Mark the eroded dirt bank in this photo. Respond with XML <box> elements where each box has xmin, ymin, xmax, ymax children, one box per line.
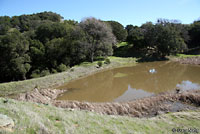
<box><xmin>174</xmin><ymin>57</ymin><xmax>200</xmax><ymax>65</ymax></box>
<box><xmin>18</xmin><ymin>88</ymin><xmax>66</xmax><ymax>104</ymax></box>
<box><xmin>18</xmin><ymin>88</ymin><xmax>200</xmax><ymax>117</ymax></box>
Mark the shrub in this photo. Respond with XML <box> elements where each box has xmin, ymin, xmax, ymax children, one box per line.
<box><xmin>51</xmin><ymin>68</ymin><xmax>57</xmax><ymax>74</ymax></box>
<box><xmin>94</xmin><ymin>56</ymin><xmax>105</xmax><ymax>61</ymax></box>
<box><xmin>104</xmin><ymin>58</ymin><xmax>111</xmax><ymax>64</ymax></box>
<box><xmin>40</xmin><ymin>69</ymin><xmax>50</xmax><ymax>77</ymax></box>
<box><xmin>70</xmin><ymin>68</ymin><xmax>74</xmax><ymax>72</ymax></box>
<box><xmin>57</xmin><ymin>64</ymin><xmax>68</xmax><ymax>72</ymax></box>
<box><xmin>34</xmin><ymin>85</ymin><xmax>39</xmax><ymax>89</ymax></box>
<box><xmin>30</xmin><ymin>69</ymin><xmax>41</xmax><ymax>78</ymax></box>
<box><xmin>97</xmin><ymin>61</ymin><xmax>103</xmax><ymax>67</ymax></box>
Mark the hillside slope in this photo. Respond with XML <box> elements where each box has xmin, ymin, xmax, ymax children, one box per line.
<box><xmin>0</xmin><ymin>98</ymin><xmax>200</xmax><ymax>134</ymax></box>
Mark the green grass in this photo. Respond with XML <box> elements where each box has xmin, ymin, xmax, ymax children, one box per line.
<box><xmin>114</xmin><ymin>42</ymin><xmax>134</xmax><ymax>57</ymax></box>
<box><xmin>116</xmin><ymin>42</ymin><xmax>129</xmax><ymax>48</ymax></box>
<box><xmin>0</xmin><ymin>71</ymin><xmax>71</xmax><ymax>97</ymax></box>
<box><xmin>114</xmin><ymin>42</ymin><xmax>144</xmax><ymax>58</ymax></box>
<box><xmin>0</xmin><ymin>56</ymin><xmax>136</xmax><ymax>97</ymax></box>
<box><xmin>76</xmin><ymin>61</ymin><xmax>97</xmax><ymax>67</ymax></box>
<box><xmin>108</xmin><ymin>56</ymin><xmax>136</xmax><ymax>66</ymax></box>
<box><xmin>175</xmin><ymin>54</ymin><xmax>200</xmax><ymax>58</ymax></box>
<box><xmin>0</xmin><ymin>98</ymin><xmax>200</xmax><ymax>134</ymax></box>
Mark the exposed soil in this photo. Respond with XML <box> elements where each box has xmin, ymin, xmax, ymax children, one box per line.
<box><xmin>175</xmin><ymin>57</ymin><xmax>200</xmax><ymax>65</ymax></box>
<box><xmin>18</xmin><ymin>88</ymin><xmax>200</xmax><ymax>118</ymax></box>
<box><xmin>18</xmin><ymin>88</ymin><xmax>66</xmax><ymax>104</ymax></box>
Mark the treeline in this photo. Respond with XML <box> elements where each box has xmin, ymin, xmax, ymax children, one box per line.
<box><xmin>0</xmin><ymin>12</ymin><xmax>117</xmax><ymax>82</ymax></box>
<box><xmin>124</xmin><ymin>19</ymin><xmax>200</xmax><ymax>58</ymax></box>
<box><xmin>0</xmin><ymin>12</ymin><xmax>199</xmax><ymax>82</ymax></box>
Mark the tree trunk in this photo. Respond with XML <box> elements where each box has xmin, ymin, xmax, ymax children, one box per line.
<box><xmin>22</xmin><ymin>74</ymin><xmax>26</xmax><ymax>80</ymax></box>
<box><xmin>91</xmin><ymin>52</ymin><xmax>94</xmax><ymax>63</ymax></box>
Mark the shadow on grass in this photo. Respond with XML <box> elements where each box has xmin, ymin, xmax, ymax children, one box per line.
<box><xmin>114</xmin><ymin>45</ymin><xmax>169</xmax><ymax>63</ymax></box>
<box><xmin>137</xmin><ymin>55</ymin><xmax>169</xmax><ymax>62</ymax></box>
<box><xmin>185</xmin><ymin>47</ymin><xmax>200</xmax><ymax>55</ymax></box>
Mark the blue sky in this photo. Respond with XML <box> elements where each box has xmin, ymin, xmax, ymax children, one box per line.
<box><xmin>0</xmin><ymin>0</ymin><xmax>199</xmax><ymax>26</ymax></box>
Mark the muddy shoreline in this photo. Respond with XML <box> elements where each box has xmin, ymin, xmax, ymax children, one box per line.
<box><xmin>53</xmin><ymin>90</ymin><xmax>200</xmax><ymax>117</ymax></box>
<box><xmin>18</xmin><ymin>88</ymin><xmax>200</xmax><ymax>117</ymax></box>
<box><xmin>173</xmin><ymin>56</ymin><xmax>200</xmax><ymax>65</ymax></box>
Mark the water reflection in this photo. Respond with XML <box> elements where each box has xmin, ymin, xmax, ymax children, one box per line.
<box><xmin>114</xmin><ymin>85</ymin><xmax>154</xmax><ymax>102</ymax></box>
<box><xmin>57</xmin><ymin>61</ymin><xmax>200</xmax><ymax>102</ymax></box>
<box><xmin>176</xmin><ymin>81</ymin><xmax>200</xmax><ymax>91</ymax></box>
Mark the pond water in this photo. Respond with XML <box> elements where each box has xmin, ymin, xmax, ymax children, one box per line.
<box><xmin>56</xmin><ymin>61</ymin><xmax>200</xmax><ymax>102</ymax></box>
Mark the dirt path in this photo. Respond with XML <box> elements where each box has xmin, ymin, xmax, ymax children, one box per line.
<box><xmin>18</xmin><ymin>88</ymin><xmax>200</xmax><ymax>117</ymax></box>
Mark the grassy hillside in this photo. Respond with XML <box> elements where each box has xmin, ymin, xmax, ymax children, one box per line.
<box><xmin>0</xmin><ymin>98</ymin><xmax>200</xmax><ymax>134</ymax></box>
<box><xmin>174</xmin><ymin>54</ymin><xmax>200</xmax><ymax>58</ymax></box>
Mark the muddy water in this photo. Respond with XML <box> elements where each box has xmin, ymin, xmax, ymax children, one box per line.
<box><xmin>57</xmin><ymin>61</ymin><xmax>200</xmax><ymax>102</ymax></box>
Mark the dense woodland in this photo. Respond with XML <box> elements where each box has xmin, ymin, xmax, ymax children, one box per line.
<box><xmin>0</xmin><ymin>11</ymin><xmax>200</xmax><ymax>82</ymax></box>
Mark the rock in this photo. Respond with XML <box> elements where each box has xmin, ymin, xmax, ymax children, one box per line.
<box><xmin>176</xmin><ymin>88</ymin><xmax>180</xmax><ymax>93</ymax></box>
<box><xmin>3</xmin><ymin>100</ymin><xmax>8</xmax><ymax>103</ymax></box>
<box><xmin>0</xmin><ymin>114</ymin><xmax>14</xmax><ymax>132</ymax></box>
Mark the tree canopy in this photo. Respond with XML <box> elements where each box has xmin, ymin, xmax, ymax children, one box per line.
<box><xmin>79</xmin><ymin>18</ymin><xmax>116</xmax><ymax>62</ymax></box>
<box><xmin>126</xmin><ymin>20</ymin><xmax>188</xmax><ymax>58</ymax></box>
<box><xmin>0</xmin><ymin>12</ymin><xmax>199</xmax><ymax>82</ymax></box>
<box><xmin>0</xmin><ymin>30</ymin><xmax>30</xmax><ymax>82</ymax></box>
<box><xmin>105</xmin><ymin>21</ymin><xmax>127</xmax><ymax>42</ymax></box>
<box><xmin>188</xmin><ymin>21</ymin><xmax>200</xmax><ymax>48</ymax></box>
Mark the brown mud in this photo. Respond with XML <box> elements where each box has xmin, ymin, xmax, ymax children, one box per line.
<box><xmin>18</xmin><ymin>88</ymin><xmax>200</xmax><ymax>118</ymax></box>
<box><xmin>18</xmin><ymin>88</ymin><xmax>66</xmax><ymax>104</ymax></box>
<box><xmin>175</xmin><ymin>57</ymin><xmax>200</xmax><ymax>65</ymax></box>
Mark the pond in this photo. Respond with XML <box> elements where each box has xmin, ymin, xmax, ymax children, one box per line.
<box><xmin>56</xmin><ymin>61</ymin><xmax>200</xmax><ymax>102</ymax></box>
